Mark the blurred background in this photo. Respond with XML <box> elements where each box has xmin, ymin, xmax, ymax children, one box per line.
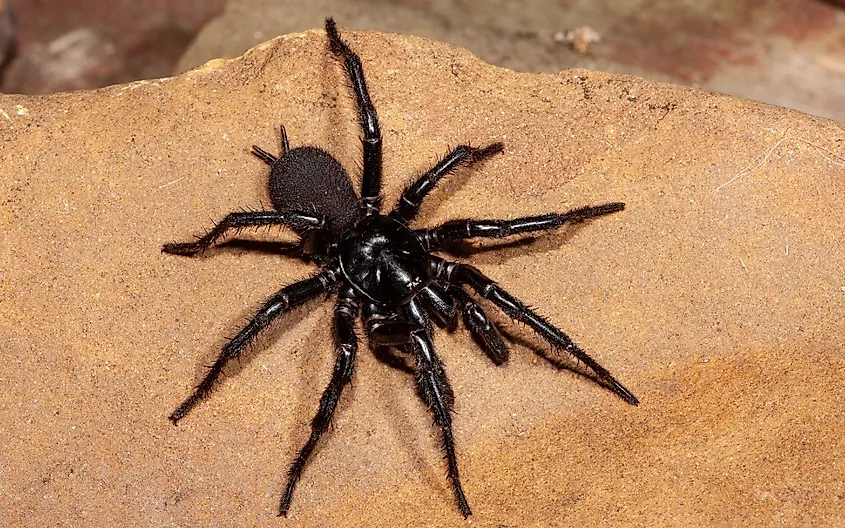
<box><xmin>1</xmin><ymin>0</ymin><xmax>843</xmax><ymax>121</ymax></box>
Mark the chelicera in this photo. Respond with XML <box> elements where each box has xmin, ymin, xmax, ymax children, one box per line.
<box><xmin>163</xmin><ymin>18</ymin><xmax>638</xmax><ymax>518</ymax></box>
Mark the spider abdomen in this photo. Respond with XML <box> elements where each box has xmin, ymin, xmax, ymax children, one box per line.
<box><xmin>269</xmin><ymin>146</ymin><xmax>362</xmax><ymax>238</ymax></box>
<box><xmin>338</xmin><ymin>215</ymin><xmax>431</xmax><ymax>306</ymax></box>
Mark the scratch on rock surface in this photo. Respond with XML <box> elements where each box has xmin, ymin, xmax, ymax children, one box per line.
<box><xmin>714</xmin><ymin>134</ymin><xmax>845</xmax><ymax>194</ymax></box>
<box><xmin>158</xmin><ymin>177</ymin><xmax>185</xmax><ymax>189</ymax></box>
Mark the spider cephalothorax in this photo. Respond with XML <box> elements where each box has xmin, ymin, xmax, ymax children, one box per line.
<box><xmin>164</xmin><ymin>18</ymin><xmax>638</xmax><ymax>518</ymax></box>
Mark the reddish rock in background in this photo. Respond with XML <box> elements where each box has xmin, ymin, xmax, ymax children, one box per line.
<box><xmin>178</xmin><ymin>0</ymin><xmax>845</xmax><ymax>122</ymax></box>
<box><xmin>3</xmin><ymin>0</ymin><xmax>845</xmax><ymax>122</ymax></box>
<box><xmin>0</xmin><ymin>0</ymin><xmax>15</xmax><ymax>70</ymax></box>
<box><xmin>1</xmin><ymin>0</ymin><xmax>225</xmax><ymax>93</ymax></box>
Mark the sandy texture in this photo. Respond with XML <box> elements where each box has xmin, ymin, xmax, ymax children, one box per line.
<box><xmin>1</xmin><ymin>27</ymin><xmax>843</xmax><ymax>527</ymax></box>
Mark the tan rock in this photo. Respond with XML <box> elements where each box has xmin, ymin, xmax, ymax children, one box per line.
<box><xmin>1</xmin><ymin>26</ymin><xmax>843</xmax><ymax>527</ymax></box>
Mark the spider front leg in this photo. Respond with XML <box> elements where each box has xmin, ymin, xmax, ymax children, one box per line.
<box><xmin>391</xmin><ymin>143</ymin><xmax>504</xmax><ymax>222</ymax></box>
<box><xmin>325</xmin><ymin>18</ymin><xmax>382</xmax><ymax>212</ymax></box>
<box><xmin>169</xmin><ymin>270</ymin><xmax>338</xmax><ymax>423</ymax></box>
<box><xmin>402</xmin><ymin>300</ymin><xmax>471</xmax><ymax>518</ymax></box>
<box><xmin>416</xmin><ymin>202</ymin><xmax>625</xmax><ymax>251</ymax></box>
<box><xmin>418</xmin><ymin>283</ymin><xmax>458</xmax><ymax>331</ymax></box>
<box><xmin>447</xmin><ymin>285</ymin><xmax>510</xmax><ymax>365</ymax></box>
<box><xmin>433</xmin><ymin>257</ymin><xmax>639</xmax><ymax>406</ymax></box>
<box><xmin>418</xmin><ymin>282</ymin><xmax>510</xmax><ymax>365</ymax></box>
<box><xmin>162</xmin><ymin>210</ymin><xmax>323</xmax><ymax>256</ymax></box>
<box><xmin>279</xmin><ymin>287</ymin><xmax>360</xmax><ymax>516</ymax></box>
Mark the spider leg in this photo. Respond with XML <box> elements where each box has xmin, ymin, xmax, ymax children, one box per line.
<box><xmin>252</xmin><ymin>125</ymin><xmax>291</xmax><ymax>166</ymax></box>
<box><xmin>169</xmin><ymin>270</ymin><xmax>339</xmax><ymax>423</ymax></box>
<box><xmin>391</xmin><ymin>143</ymin><xmax>504</xmax><ymax>223</ymax></box>
<box><xmin>432</xmin><ymin>257</ymin><xmax>639</xmax><ymax>406</ymax></box>
<box><xmin>325</xmin><ymin>18</ymin><xmax>383</xmax><ymax>214</ymax></box>
<box><xmin>416</xmin><ymin>202</ymin><xmax>625</xmax><ymax>251</ymax></box>
<box><xmin>418</xmin><ymin>282</ymin><xmax>508</xmax><ymax>367</ymax></box>
<box><xmin>418</xmin><ymin>283</ymin><xmax>458</xmax><ymax>331</ymax></box>
<box><xmin>162</xmin><ymin>210</ymin><xmax>323</xmax><ymax>256</ymax></box>
<box><xmin>447</xmin><ymin>285</ymin><xmax>509</xmax><ymax>365</ymax></box>
<box><xmin>421</xmin><ymin>282</ymin><xmax>509</xmax><ymax>365</ymax></box>
<box><xmin>279</xmin><ymin>287</ymin><xmax>360</xmax><ymax>516</ymax></box>
<box><xmin>401</xmin><ymin>299</ymin><xmax>471</xmax><ymax>518</ymax></box>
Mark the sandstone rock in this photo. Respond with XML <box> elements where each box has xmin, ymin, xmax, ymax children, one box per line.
<box><xmin>1</xmin><ymin>26</ymin><xmax>843</xmax><ymax>527</ymax></box>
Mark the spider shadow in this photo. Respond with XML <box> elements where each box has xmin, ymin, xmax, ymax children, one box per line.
<box><xmin>213</xmin><ymin>239</ymin><xmax>307</xmax><ymax>259</ymax></box>
<box><xmin>400</xmin><ymin>156</ymin><xmax>482</xmax><ymax>220</ymax></box>
<box><xmin>367</xmin><ymin>317</ymin><xmax>622</xmax><ymax>503</ymax></box>
<box><xmin>189</xmin><ymin>289</ymin><xmax>329</xmax><ymax>399</ymax></box>
<box><xmin>458</xmin><ymin>302</ymin><xmax>627</xmax><ymax>404</ymax></box>
<box><xmin>177</xmin><ymin>237</ymin><xmax>317</xmax><ymax>392</ymax></box>
<box><xmin>371</xmin><ymin>345</ymin><xmax>415</xmax><ymax>374</ymax></box>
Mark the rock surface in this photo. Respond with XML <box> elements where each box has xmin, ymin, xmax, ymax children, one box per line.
<box><xmin>1</xmin><ymin>26</ymin><xmax>843</xmax><ymax>527</ymax></box>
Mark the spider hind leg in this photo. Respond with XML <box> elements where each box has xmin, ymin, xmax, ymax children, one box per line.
<box><xmin>161</xmin><ymin>210</ymin><xmax>322</xmax><ymax>256</ymax></box>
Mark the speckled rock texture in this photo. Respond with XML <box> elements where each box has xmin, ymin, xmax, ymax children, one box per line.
<box><xmin>1</xmin><ymin>26</ymin><xmax>843</xmax><ymax>528</ymax></box>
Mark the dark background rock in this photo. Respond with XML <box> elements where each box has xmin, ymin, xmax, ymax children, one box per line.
<box><xmin>0</xmin><ymin>0</ymin><xmax>225</xmax><ymax>93</ymax></box>
<box><xmin>177</xmin><ymin>0</ymin><xmax>845</xmax><ymax>121</ymax></box>
<box><xmin>2</xmin><ymin>0</ymin><xmax>845</xmax><ymax>121</ymax></box>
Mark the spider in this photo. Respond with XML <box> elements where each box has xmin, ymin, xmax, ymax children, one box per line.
<box><xmin>163</xmin><ymin>18</ymin><xmax>639</xmax><ymax>518</ymax></box>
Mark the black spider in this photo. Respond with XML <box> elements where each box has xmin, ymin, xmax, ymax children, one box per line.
<box><xmin>163</xmin><ymin>18</ymin><xmax>639</xmax><ymax>518</ymax></box>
